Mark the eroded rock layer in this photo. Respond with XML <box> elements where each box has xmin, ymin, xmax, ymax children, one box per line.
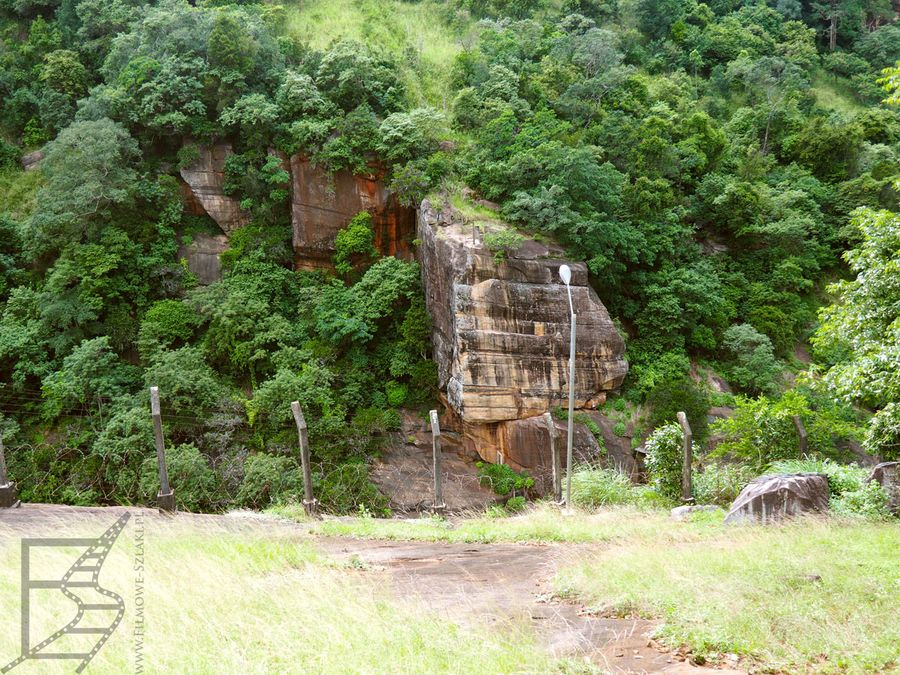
<box><xmin>419</xmin><ymin>200</ymin><xmax>628</xmax><ymax>470</ymax></box>
<box><xmin>179</xmin><ymin>144</ymin><xmax>250</xmax><ymax>233</ymax></box>
<box><xmin>290</xmin><ymin>157</ymin><xmax>416</xmax><ymax>271</ymax></box>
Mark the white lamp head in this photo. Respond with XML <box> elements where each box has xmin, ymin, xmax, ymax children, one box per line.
<box><xmin>559</xmin><ymin>264</ymin><xmax>571</xmax><ymax>286</ymax></box>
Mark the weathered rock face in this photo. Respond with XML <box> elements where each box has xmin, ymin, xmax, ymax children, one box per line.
<box><xmin>21</xmin><ymin>150</ymin><xmax>43</xmax><ymax>171</ymax></box>
<box><xmin>419</xmin><ymin>200</ymin><xmax>628</xmax><ymax>473</ymax></box>
<box><xmin>178</xmin><ymin>145</ymin><xmax>415</xmax><ymax>278</ymax></box>
<box><xmin>179</xmin><ymin>144</ymin><xmax>250</xmax><ymax>233</ymax></box>
<box><xmin>867</xmin><ymin>461</ymin><xmax>900</xmax><ymax>514</ymax></box>
<box><xmin>724</xmin><ymin>473</ymin><xmax>829</xmax><ymax>524</ymax></box>
<box><xmin>290</xmin><ymin>156</ymin><xmax>416</xmax><ymax>271</ymax></box>
<box><xmin>178</xmin><ymin>232</ymin><xmax>230</xmax><ymax>285</ymax></box>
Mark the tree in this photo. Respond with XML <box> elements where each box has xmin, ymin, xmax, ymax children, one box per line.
<box><xmin>812</xmin><ymin>208</ymin><xmax>900</xmax><ymax>459</ymax></box>
<box><xmin>333</xmin><ymin>212</ymin><xmax>379</xmax><ymax>278</ymax></box>
<box><xmin>24</xmin><ymin>118</ymin><xmax>139</xmax><ymax>255</ymax></box>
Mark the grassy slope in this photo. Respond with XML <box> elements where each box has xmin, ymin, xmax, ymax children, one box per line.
<box><xmin>0</xmin><ymin>521</ymin><xmax>550</xmax><ymax>673</ymax></box>
<box><xmin>281</xmin><ymin>0</ymin><xmax>468</xmax><ymax>107</ymax></box>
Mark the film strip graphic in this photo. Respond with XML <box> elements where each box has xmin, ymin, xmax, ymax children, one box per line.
<box><xmin>3</xmin><ymin>513</ymin><xmax>130</xmax><ymax>673</ymax></box>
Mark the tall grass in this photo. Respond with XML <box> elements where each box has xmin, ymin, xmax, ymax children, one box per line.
<box><xmin>0</xmin><ymin>518</ymin><xmax>551</xmax><ymax>673</ymax></box>
<box><xmin>556</xmin><ymin>517</ymin><xmax>900</xmax><ymax>673</ymax></box>
<box><xmin>282</xmin><ymin>0</ymin><xmax>470</xmax><ymax>107</ymax></box>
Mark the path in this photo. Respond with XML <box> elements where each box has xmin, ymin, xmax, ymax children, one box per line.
<box><xmin>0</xmin><ymin>505</ymin><xmax>741</xmax><ymax>673</ymax></box>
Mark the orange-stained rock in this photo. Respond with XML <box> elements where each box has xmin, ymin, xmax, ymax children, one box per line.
<box><xmin>290</xmin><ymin>156</ymin><xmax>416</xmax><ymax>271</ymax></box>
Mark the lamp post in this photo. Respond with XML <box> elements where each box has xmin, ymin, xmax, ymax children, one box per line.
<box><xmin>559</xmin><ymin>264</ymin><xmax>576</xmax><ymax>508</ymax></box>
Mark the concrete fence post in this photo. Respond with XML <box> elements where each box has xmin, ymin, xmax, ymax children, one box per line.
<box><xmin>543</xmin><ymin>412</ymin><xmax>562</xmax><ymax>503</ymax></box>
<box><xmin>792</xmin><ymin>415</ymin><xmax>808</xmax><ymax>456</ymax></box>
<box><xmin>150</xmin><ymin>386</ymin><xmax>176</xmax><ymax>513</ymax></box>
<box><xmin>291</xmin><ymin>401</ymin><xmax>318</xmax><ymax>517</ymax></box>
<box><xmin>677</xmin><ymin>411</ymin><xmax>693</xmax><ymax>503</ymax></box>
<box><xmin>0</xmin><ymin>435</ymin><xmax>20</xmax><ymax>508</ymax></box>
<box><xmin>430</xmin><ymin>410</ymin><xmax>446</xmax><ymax>515</ymax></box>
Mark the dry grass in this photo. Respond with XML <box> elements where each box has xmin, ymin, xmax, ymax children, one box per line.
<box><xmin>0</xmin><ymin>514</ymin><xmax>552</xmax><ymax>673</ymax></box>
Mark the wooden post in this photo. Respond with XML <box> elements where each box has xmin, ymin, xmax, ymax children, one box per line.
<box><xmin>150</xmin><ymin>387</ymin><xmax>175</xmax><ymax>513</ymax></box>
<box><xmin>792</xmin><ymin>415</ymin><xmax>808</xmax><ymax>456</ymax></box>
<box><xmin>677</xmin><ymin>412</ymin><xmax>693</xmax><ymax>503</ymax></box>
<box><xmin>543</xmin><ymin>412</ymin><xmax>562</xmax><ymax>503</ymax></box>
<box><xmin>291</xmin><ymin>401</ymin><xmax>317</xmax><ymax>517</ymax></box>
<box><xmin>0</xmin><ymin>435</ymin><xmax>20</xmax><ymax>508</ymax></box>
<box><xmin>430</xmin><ymin>410</ymin><xmax>446</xmax><ymax>515</ymax></box>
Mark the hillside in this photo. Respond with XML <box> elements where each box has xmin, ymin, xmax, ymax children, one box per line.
<box><xmin>0</xmin><ymin>0</ymin><xmax>898</xmax><ymax>517</ymax></box>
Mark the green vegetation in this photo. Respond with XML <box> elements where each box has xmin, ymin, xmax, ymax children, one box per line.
<box><xmin>0</xmin><ymin>0</ymin><xmax>898</xmax><ymax>516</ymax></box>
<box><xmin>557</xmin><ymin>518</ymin><xmax>900</xmax><ymax>672</ymax></box>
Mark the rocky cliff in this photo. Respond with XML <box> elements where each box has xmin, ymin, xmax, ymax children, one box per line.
<box><xmin>291</xmin><ymin>156</ymin><xmax>416</xmax><ymax>271</ymax></box>
<box><xmin>178</xmin><ymin>144</ymin><xmax>416</xmax><ymax>278</ymax></box>
<box><xmin>417</xmin><ymin>200</ymin><xmax>628</xmax><ymax>473</ymax></box>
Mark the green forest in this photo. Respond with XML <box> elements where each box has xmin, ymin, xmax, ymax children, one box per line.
<box><xmin>0</xmin><ymin>0</ymin><xmax>898</xmax><ymax>514</ymax></box>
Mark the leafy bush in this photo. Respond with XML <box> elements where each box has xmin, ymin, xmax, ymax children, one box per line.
<box><xmin>644</xmin><ymin>423</ymin><xmax>692</xmax><ymax>500</ymax></box>
<box><xmin>334</xmin><ymin>211</ymin><xmax>379</xmax><ymax>277</ymax></box>
<box><xmin>237</xmin><ymin>454</ymin><xmax>304</xmax><ymax>509</ymax></box>
<box><xmin>692</xmin><ymin>463</ymin><xmax>755</xmax><ymax>506</ymax></box>
<box><xmin>505</xmin><ymin>495</ymin><xmax>526</xmax><ymax>513</ymax></box>
<box><xmin>315</xmin><ymin>461</ymin><xmax>389</xmax><ymax>516</ymax></box>
<box><xmin>477</xmin><ymin>462</ymin><xmax>534</xmax><ymax>496</ymax></box>
<box><xmin>711</xmin><ymin>390</ymin><xmax>857</xmax><ymax>470</ymax></box>
<box><xmin>721</xmin><ymin>323</ymin><xmax>781</xmax><ymax>395</ymax></box>
<box><xmin>830</xmin><ymin>482</ymin><xmax>891</xmax><ymax>521</ymax></box>
<box><xmin>767</xmin><ymin>456</ymin><xmax>892</xmax><ymax>520</ymax></box>
<box><xmin>483</xmin><ymin>228</ymin><xmax>526</xmax><ymax>263</ymax></box>
<box><xmin>646</xmin><ymin>376</ymin><xmax>710</xmax><ymax>443</ymax></box>
<box><xmin>139</xmin><ymin>443</ymin><xmax>217</xmax><ymax>512</ymax></box>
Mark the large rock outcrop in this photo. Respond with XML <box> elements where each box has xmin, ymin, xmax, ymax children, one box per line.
<box><xmin>291</xmin><ymin>156</ymin><xmax>416</xmax><ymax>271</ymax></box>
<box><xmin>178</xmin><ymin>144</ymin><xmax>416</xmax><ymax>276</ymax></box>
<box><xmin>418</xmin><ymin>200</ymin><xmax>628</xmax><ymax>473</ymax></box>
<box><xmin>724</xmin><ymin>473</ymin><xmax>829</xmax><ymax>524</ymax></box>
<box><xmin>179</xmin><ymin>144</ymin><xmax>250</xmax><ymax>233</ymax></box>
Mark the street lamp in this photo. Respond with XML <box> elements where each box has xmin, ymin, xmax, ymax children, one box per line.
<box><xmin>559</xmin><ymin>264</ymin><xmax>576</xmax><ymax>508</ymax></box>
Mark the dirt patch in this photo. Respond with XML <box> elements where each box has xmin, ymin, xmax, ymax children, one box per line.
<box><xmin>316</xmin><ymin>537</ymin><xmax>742</xmax><ymax>673</ymax></box>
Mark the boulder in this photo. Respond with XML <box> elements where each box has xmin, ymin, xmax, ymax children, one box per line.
<box><xmin>418</xmin><ymin>200</ymin><xmax>627</xmax><ymax>426</ymax></box>
<box><xmin>867</xmin><ymin>461</ymin><xmax>900</xmax><ymax>515</ymax></box>
<box><xmin>724</xmin><ymin>473</ymin><xmax>829</xmax><ymax>524</ymax></box>
<box><xmin>21</xmin><ymin>150</ymin><xmax>43</xmax><ymax>171</ymax></box>
<box><xmin>418</xmin><ymin>200</ymin><xmax>628</xmax><ymax>479</ymax></box>
<box><xmin>179</xmin><ymin>143</ymin><xmax>250</xmax><ymax>233</ymax></box>
<box><xmin>290</xmin><ymin>156</ymin><xmax>416</xmax><ymax>271</ymax></box>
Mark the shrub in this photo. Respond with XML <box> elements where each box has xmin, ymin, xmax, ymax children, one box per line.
<box><xmin>646</xmin><ymin>376</ymin><xmax>710</xmax><ymax>443</ymax></box>
<box><xmin>315</xmin><ymin>461</ymin><xmax>389</xmax><ymax>516</ymax></box>
<box><xmin>721</xmin><ymin>323</ymin><xmax>781</xmax><ymax>395</ymax></box>
<box><xmin>711</xmin><ymin>390</ymin><xmax>856</xmax><ymax>470</ymax></box>
<box><xmin>692</xmin><ymin>463</ymin><xmax>755</xmax><ymax>506</ymax></box>
<box><xmin>139</xmin><ymin>443</ymin><xmax>217</xmax><ymax>512</ymax></box>
<box><xmin>476</xmin><ymin>462</ymin><xmax>534</xmax><ymax>496</ymax></box>
<box><xmin>644</xmin><ymin>423</ymin><xmax>693</xmax><ymax>499</ymax></box>
<box><xmin>612</xmin><ymin>421</ymin><xmax>627</xmax><ymax>437</ymax></box>
<box><xmin>505</xmin><ymin>495</ymin><xmax>526</xmax><ymax>512</ymax></box>
<box><xmin>767</xmin><ymin>456</ymin><xmax>893</xmax><ymax>520</ymax></box>
<box><xmin>830</xmin><ymin>482</ymin><xmax>891</xmax><ymax>520</ymax></box>
<box><xmin>483</xmin><ymin>228</ymin><xmax>526</xmax><ymax>263</ymax></box>
<box><xmin>334</xmin><ymin>211</ymin><xmax>379</xmax><ymax>277</ymax></box>
<box><xmin>237</xmin><ymin>454</ymin><xmax>304</xmax><ymax>509</ymax></box>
